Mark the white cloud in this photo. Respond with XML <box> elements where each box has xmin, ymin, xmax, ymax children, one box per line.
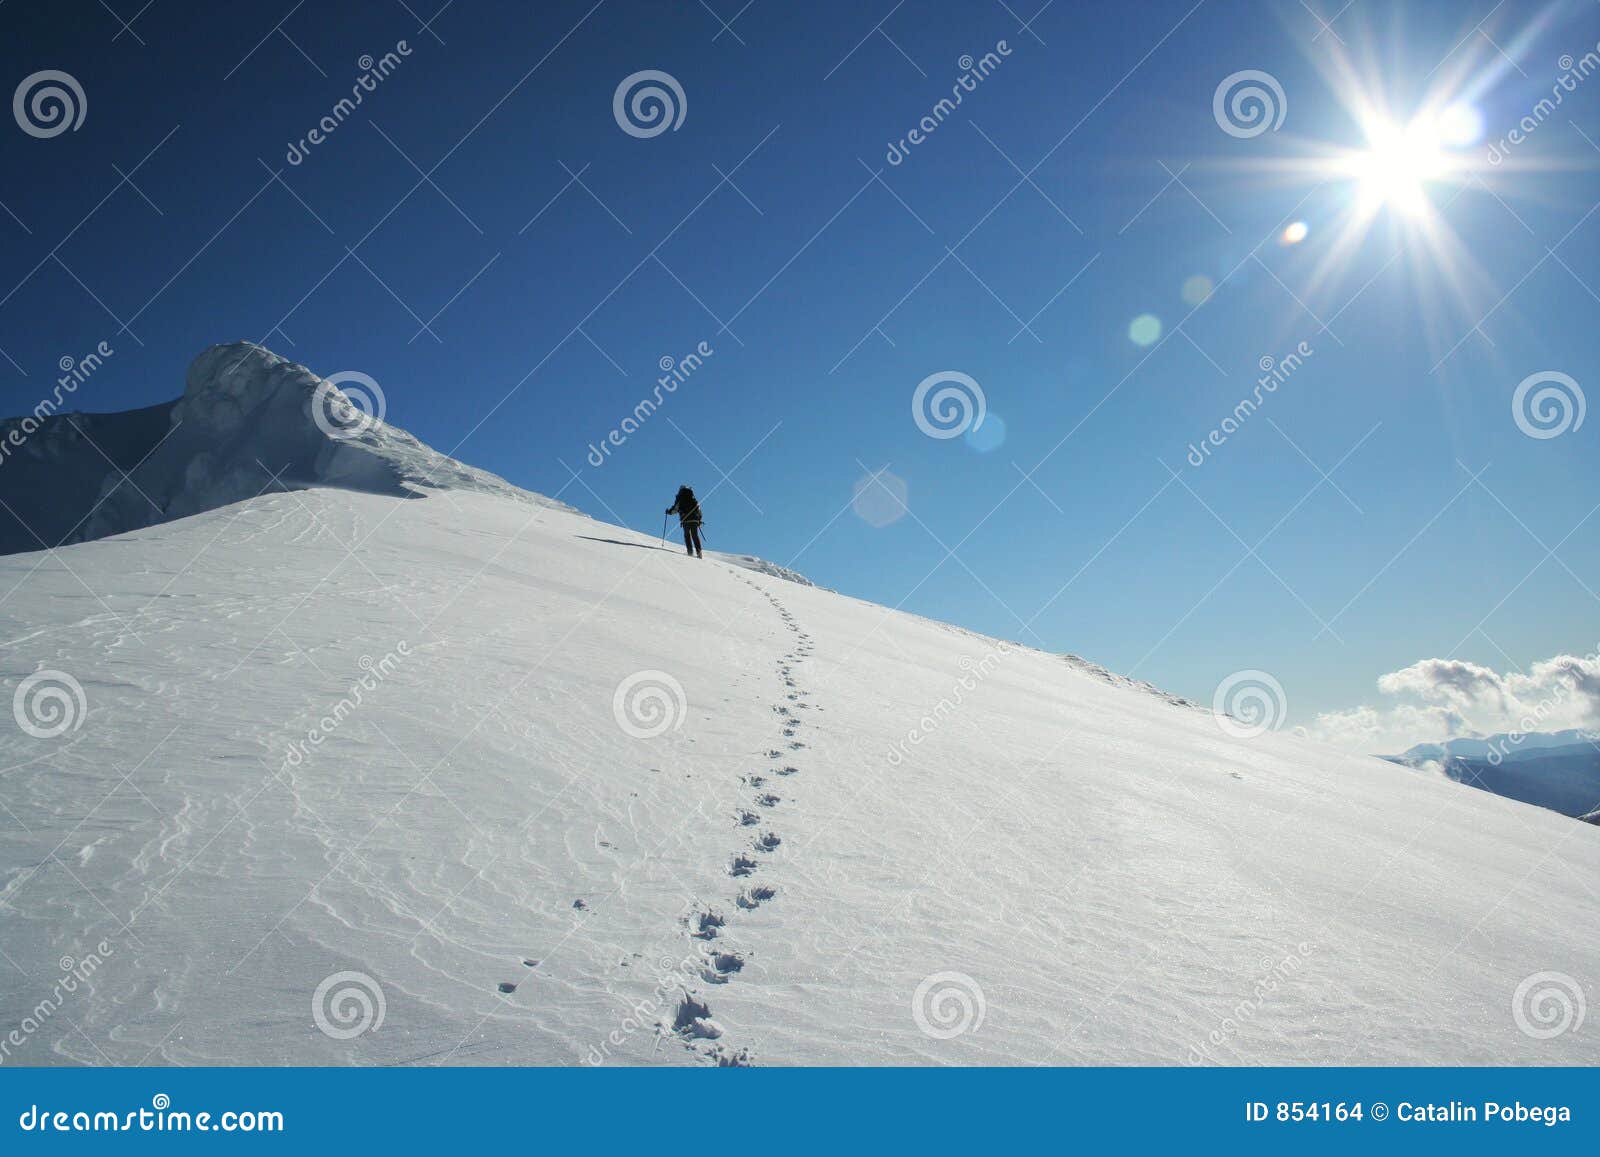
<box><xmin>1308</xmin><ymin>649</ymin><xmax>1600</xmax><ymax>754</ymax></box>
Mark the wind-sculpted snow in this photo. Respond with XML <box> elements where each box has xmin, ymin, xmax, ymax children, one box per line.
<box><xmin>0</xmin><ymin>342</ymin><xmax>572</xmax><ymax>555</ymax></box>
<box><xmin>1</xmin><ymin>410</ymin><xmax>1597</xmax><ymax>1068</ymax></box>
<box><xmin>717</xmin><ymin>553</ymin><xmax>822</xmax><ymax>589</ymax></box>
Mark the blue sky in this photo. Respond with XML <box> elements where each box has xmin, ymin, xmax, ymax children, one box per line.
<box><xmin>1</xmin><ymin>0</ymin><xmax>1597</xmax><ymax>739</ymax></box>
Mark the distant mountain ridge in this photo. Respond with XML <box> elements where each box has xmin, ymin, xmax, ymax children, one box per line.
<box><xmin>1397</xmin><ymin>728</ymin><xmax>1597</xmax><ymax>765</ymax></box>
<box><xmin>1386</xmin><ymin>730</ymin><xmax>1600</xmax><ymax>821</ymax></box>
<box><xmin>0</xmin><ymin>342</ymin><xmax>562</xmax><ymax>556</ymax></box>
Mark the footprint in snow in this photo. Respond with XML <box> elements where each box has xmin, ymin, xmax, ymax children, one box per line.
<box><xmin>692</xmin><ymin>910</ymin><xmax>726</xmax><ymax>939</ymax></box>
<box><xmin>754</xmin><ymin>832</ymin><xmax>781</xmax><ymax>852</ymax></box>
<box><xmin>702</xmin><ymin>951</ymin><xmax>745</xmax><ymax>984</ymax></box>
<box><xmin>498</xmin><ymin>982</ymin><xmax>518</xmax><ymax>994</ymax></box>
<box><xmin>737</xmin><ymin>809</ymin><xmax>760</xmax><ymax>826</ymax></box>
<box><xmin>672</xmin><ymin>995</ymin><xmax>722</xmax><ymax>1039</ymax></box>
<box><xmin>737</xmin><ymin>885</ymin><xmax>775</xmax><ymax>909</ymax></box>
<box><xmin>775</xmin><ymin>765</ymin><xmax>799</xmax><ymax>776</ymax></box>
<box><xmin>757</xmin><ymin>793</ymin><xmax>780</xmax><ymax>807</ymax></box>
<box><xmin>729</xmin><ymin>855</ymin><xmax>759</xmax><ymax>877</ymax></box>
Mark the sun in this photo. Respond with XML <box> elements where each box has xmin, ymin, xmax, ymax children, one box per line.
<box><xmin>1343</xmin><ymin>115</ymin><xmax>1453</xmax><ymax>219</ymax></box>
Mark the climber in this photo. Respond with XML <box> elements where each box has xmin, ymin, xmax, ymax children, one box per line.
<box><xmin>665</xmin><ymin>485</ymin><xmax>704</xmax><ymax>558</ymax></box>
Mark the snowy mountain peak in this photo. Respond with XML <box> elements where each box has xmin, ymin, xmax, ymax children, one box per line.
<box><xmin>0</xmin><ymin>342</ymin><xmax>570</xmax><ymax>555</ymax></box>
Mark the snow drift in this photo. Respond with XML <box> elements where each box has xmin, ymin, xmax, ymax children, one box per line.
<box><xmin>1</xmin><ymin>346</ymin><xmax>1596</xmax><ymax>1067</ymax></box>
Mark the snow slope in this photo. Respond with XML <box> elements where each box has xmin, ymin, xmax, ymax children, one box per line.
<box><xmin>2</xmin><ymin>350</ymin><xmax>1597</xmax><ymax>1067</ymax></box>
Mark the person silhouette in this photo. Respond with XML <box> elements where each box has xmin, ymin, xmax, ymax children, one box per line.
<box><xmin>666</xmin><ymin>484</ymin><xmax>703</xmax><ymax>558</ymax></box>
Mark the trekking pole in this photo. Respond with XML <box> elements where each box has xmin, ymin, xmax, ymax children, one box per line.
<box><xmin>660</xmin><ymin>512</ymin><xmax>669</xmax><ymax>548</ymax></box>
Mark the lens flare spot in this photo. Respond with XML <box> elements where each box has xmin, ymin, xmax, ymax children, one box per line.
<box><xmin>1280</xmin><ymin>221</ymin><xmax>1309</xmax><ymax>245</ymax></box>
<box><xmin>1181</xmin><ymin>275</ymin><xmax>1215</xmax><ymax>305</ymax></box>
<box><xmin>1128</xmin><ymin>314</ymin><xmax>1162</xmax><ymax>347</ymax></box>
<box><xmin>964</xmin><ymin>413</ymin><xmax>1006</xmax><ymax>453</ymax></box>
<box><xmin>851</xmin><ymin>467</ymin><xmax>909</xmax><ymax>528</ymax></box>
<box><xmin>1437</xmin><ymin>102</ymin><xmax>1483</xmax><ymax>147</ymax></box>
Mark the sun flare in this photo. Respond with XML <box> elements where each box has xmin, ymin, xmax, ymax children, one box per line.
<box><xmin>1343</xmin><ymin>115</ymin><xmax>1455</xmax><ymax>218</ymax></box>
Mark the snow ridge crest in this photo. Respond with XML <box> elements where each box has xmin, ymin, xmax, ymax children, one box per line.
<box><xmin>0</xmin><ymin>342</ymin><xmax>571</xmax><ymax>553</ymax></box>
